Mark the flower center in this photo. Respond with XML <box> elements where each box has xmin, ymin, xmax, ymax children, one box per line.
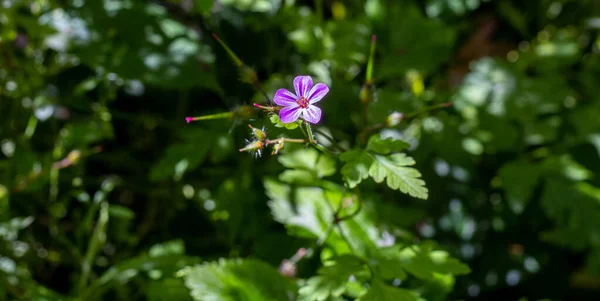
<box><xmin>296</xmin><ymin>96</ymin><xmax>309</xmax><ymax>108</ymax></box>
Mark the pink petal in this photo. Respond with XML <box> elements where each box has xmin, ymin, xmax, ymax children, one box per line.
<box><xmin>274</xmin><ymin>89</ymin><xmax>298</xmax><ymax>106</ymax></box>
<box><xmin>303</xmin><ymin>105</ymin><xmax>322</xmax><ymax>124</ymax></box>
<box><xmin>280</xmin><ymin>106</ymin><xmax>302</xmax><ymax>123</ymax></box>
<box><xmin>293</xmin><ymin>76</ymin><xmax>313</xmax><ymax>98</ymax></box>
<box><xmin>307</xmin><ymin>83</ymin><xmax>329</xmax><ymax>104</ymax></box>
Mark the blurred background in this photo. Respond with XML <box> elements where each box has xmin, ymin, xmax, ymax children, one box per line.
<box><xmin>1</xmin><ymin>0</ymin><xmax>600</xmax><ymax>300</ymax></box>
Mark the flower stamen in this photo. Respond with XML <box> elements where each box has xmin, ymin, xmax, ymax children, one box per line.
<box><xmin>296</xmin><ymin>97</ymin><xmax>309</xmax><ymax>109</ymax></box>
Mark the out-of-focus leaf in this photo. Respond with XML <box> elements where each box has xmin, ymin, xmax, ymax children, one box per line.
<box><xmin>379</xmin><ymin>4</ymin><xmax>456</xmax><ymax>77</ymax></box>
<box><xmin>299</xmin><ymin>254</ymin><xmax>367</xmax><ymax>301</ymax></box>
<box><xmin>340</xmin><ymin>150</ymin><xmax>373</xmax><ymax>188</ymax></box>
<box><xmin>147</xmin><ymin>278</ymin><xmax>192</xmax><ymax>301</ymax></box>
<box><xmin>498</xmin><ymin>160</ymin><xmax>541</xmax><ymax>214</ymax></box>
<box><xmin>150</xmin><ymin>128</ymin><xmax>212</xmax><ymax>181</ymax></box>
<box><xmin>373</xmin><ymin>245</ymin><xmax>470</xmax><ymax>281</ymax></box>
<box><xmin>367</xmin><ymin>134</ymin><xmax>410</xmax><ymax>155</ymax></box>
<box><xmin>266</xmin><ymin>179</ymin><xmax>380</xmax><ymax>256</ymax></box>
<box><xmin>278</xmin><ymin>148</ymin><xmax>335</xmax><ymax>179</ymax></box>
<box><xmin>82</xmin><ymin>254</ymin><xmax>201</xmax><ymax>299</ymax></box>
<box><xmin>541</xmin><ymin>179</ymin><xmax>600</xmax><ymax>253</ymax></box>
<box><xmin>358</xmin><ymin>278</ymin><xmax>424</xmax><ymax>301</ymax></box>
<box><xmin>180</xmin><ymin>258</ymin><xmax>295</xmax><ymax>301</ymax></box>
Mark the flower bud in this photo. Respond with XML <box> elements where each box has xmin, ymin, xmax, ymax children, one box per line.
<box><xmin>248</xmin><ymin>124</ymin><xmax>267</xmax><ymax>141</ymax></box>
<box><xmin>234</xmin><ymin>105</ymin><xmax>254</xmax><ymax>120</ymax></box>
<box><xmin>239</xmin><ymin>140</ymin><xmax>264</xmax><ymax>153</ymax></box>
<box><xmin>278</xmin><ymin>259</ymin><xmax>297</xmax><ymax>278</ymax></box>
<box><xmin>239</xmin><ymin>65</ymin><xmax>258</xmax><ymax>84</ymax></box>
<box><xmin>360</xmin><ymin>83</ymin><xmax>374</xmax><ymax>104</ymax></box>
<box><xmin>271</xmin><ymin>141</ymin><xmax>284</xmax><ymax>155</ymax></box>
<box><xmin>386</xmin><ymin>112</ymin><xmax>404</xmax><ymax>127</ymax></box>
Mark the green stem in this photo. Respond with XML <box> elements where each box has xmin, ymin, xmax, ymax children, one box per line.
<box><xmin>305</xmin><ymin>123</ymin><xmax>337</xmax><ymax>156</ymax></box>
<box><xmin>77</xmin><ymin>202</ymin><xmax>109</xmax><ymax>295</ymax></box>
<box><xmin>265</xmin><ymin>138</ymin><xmax>306</xmax><ymax>145</ymax></box>
<box><xmin>314</xmin><ymin>128</ymin><xmax>347</xmax><ymax>152</ymax></box>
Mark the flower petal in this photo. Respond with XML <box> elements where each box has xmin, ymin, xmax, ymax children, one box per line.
<box><xmin>280</xmin><ymin>106</ymin><xmax>302</xmax><ymax>123</ymax></box>
<box><xmin>307</xmin><ymin>83</ymin><xmax>329</xmax><ymax>104</ymax></box>
<box><xmin>293</xmin><ymin>76</ymin><xmax>313</xmax><ymax>98</ymax></box>
<box><xmin>274</xmin><ymin>88</ymin><xmax>298</xmax><ymax>106</ymax></box>
<box><xmin>303</xmin><ymin>105</ymin><xmax>322</xmax><ymax>124</ymax></box>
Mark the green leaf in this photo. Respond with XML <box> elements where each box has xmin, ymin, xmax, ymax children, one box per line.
<box><xmin>340</xmin><ymin>150</ymin><xmax>373</xmax><ymax>188</ymax></box>
<box><xmin>194</xmin><ymin>0</ymin><xmax>213</xmax><ymax>14</ymax></box>
<box><xmin>150</xmin><ymin>128</ymin><xmax>212</xmax><ymax>181</ymax></box>
<box><xmin>278</xmin><ymin>148</ymin><xmax>336</xmax><ymax>178</ymax></box>
<box><xmin>108</xmin><ymin>204</ymin><xmax>135</xmax><ymax>220</ymax></box>
<box><xmin>299</xmin><ymin>255</ymin><xmax>367</xmax><ymax>301</ymax></box>
<box><xmin>146</xmin><ymin>278</ymin><xmax>192</xmax><ymax>301</ymax></box>
<box><xmin>395</xmin><ymin>246</ymin><xmax>470</xmax><ymax>279</ymax></box>
<box><xmin>278</xmin><ymin>169</ymin><xmax>316</xmax><ymax>185</ymax></box>
<box><xmin>372</xmin><ymin>245</ymin><xmax>470</xmax><ymax>281</ymax></box>
<box><xmin>358</xmin><ymin>278</ymin><xmax>424</xmax><ymax>301</ymax></box>
<box><xmin>367</xmin><ymin>134</ymin><xmax>410</xmax><ymax>155</ymax></box>
<box><xmin>82</xmin><ymin>254</ymin><xmax>201</xmax><ymax>299</ymax></box>
<box><xmin>379</xmin><ymin>4</ymin><xmax>456</xmax><ymax>77</ymax></box>
<box><xmin>369</xmin><ymin>154</ymin><xmax>428</xmax><ymax>199</ymax></box>
<box><xmin>265</xmin><ymin>179</ymin><xmax>381</xmax><ymax>256</ymax></box>
<box><xmin>372</xmin><ymin>246</ymin><xmax>408</xmax><ymax>280</ymax></box>
<box><xmin>180</xmin><ymin>258</ymin><xmax>295</xmax><ymax>301</ymax></box>
<box><xmin>540</xmin><ymin>179</ymin><xmax>600</xmax><ymax>253</ymax></box>
<box><xmin>498</xmin><ymin>160</ymin><xmax>541</xmax><ymax>214</ymax></box>
<box><xmin>270</xmin><ymin>114</ymin><xmax>300</xmax><ymax>130</ymax></box>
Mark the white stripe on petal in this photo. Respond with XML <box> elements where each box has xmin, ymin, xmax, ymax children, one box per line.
<box><xmin>307</xmin><ymin>83</ymin><xmax>329</xmax><ymax>104</ymax></box>
<box><xmin>274</xmin><ymin>88</ymin><xmax>299</xmax><ymax>106</ymax></box>
<box><xmin>303</xmin><ymin>105</ymin><xmax>322</xmax><ymax>124</ymax></box>
<box><xmin>293</xmin><ymin>76</ymin><xmax>313</xmax><ymax>98</ymax></box>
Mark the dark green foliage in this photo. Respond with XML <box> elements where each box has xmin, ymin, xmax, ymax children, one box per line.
<box><xmin>2</xmin><ymin>0</ymin><xmax>600</xmax><ymax>300</ymax></box>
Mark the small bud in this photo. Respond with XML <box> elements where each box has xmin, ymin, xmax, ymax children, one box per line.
<box><xmin>278</xmin><ymin>259</ymin><xmax>297</xmax><ymax>278</ymax></box>
<box><xmin>360</xmin><ymin>83</ymin><xmax>374</xmax><ymax>104</ymax></box>
<box><xmin>234</xmin><ymin>105</ymin><xmax>254</xmax><ymax>120</ymax></box>
<box><xmin>239</xmin><ymin>140</ymin><xmax>264</xmax><ymax>154</ymax></box>
<box><xmin>240</xmin><ymin>65</ymin><xmax>258</xmax><ymax>84</ymax></box>
<box><xmin>272</xmin><ymin>141</ymin><xmax>284</xmax><ymax>155</ymax></box>
<box><xmin>185</xmin><ymin>117</ymin><xmax>194</xmax><ymax>123</ymax></box>
<box><xmin>386</xmin><ymin>112</ymin><xmax>404</xmax><ymax>127</ymax></box>
<box><xmin>248</xmin><ymin>124</ymin><xmax>267</xmax><ymax>141</ymax></box>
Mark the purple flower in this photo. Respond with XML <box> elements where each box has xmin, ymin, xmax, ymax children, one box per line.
<box><xmin>274</xmin><ymin>75</ymin><xmax>329</xmax><ymax>124</ymax></box>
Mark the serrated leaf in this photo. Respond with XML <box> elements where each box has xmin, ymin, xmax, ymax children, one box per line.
<box><xmin>367</xmin><ymin>134</ymin><xmax>410</xmax><ymax>155</ymax></box>
<box><xmin>369</xmin><ymin>154</ymin><xmax>428</xmax><ymax>199</ymax></box>
<box><xmin>299</xmin><ymin>255</ymin><xmax>367</xmax><ymax>301</ymax></box>
<box><xmin>181</xmin><ymin>258</ymin><xmax>295</xmax><ymax>301</ymax></box>
<box><xmin>358</xmin><ymin>278</ymin><xmax>423</xmax><ymax>301</ymax></box>
<box><xmin>270</xmin><ymin>114</ymin><xmax>301</xmax><ymax>129</ymax></box>
<box><xmin>340</xmin><ymin>150</ymin><xmax>373</xmax><ymax>188</ymax></box>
